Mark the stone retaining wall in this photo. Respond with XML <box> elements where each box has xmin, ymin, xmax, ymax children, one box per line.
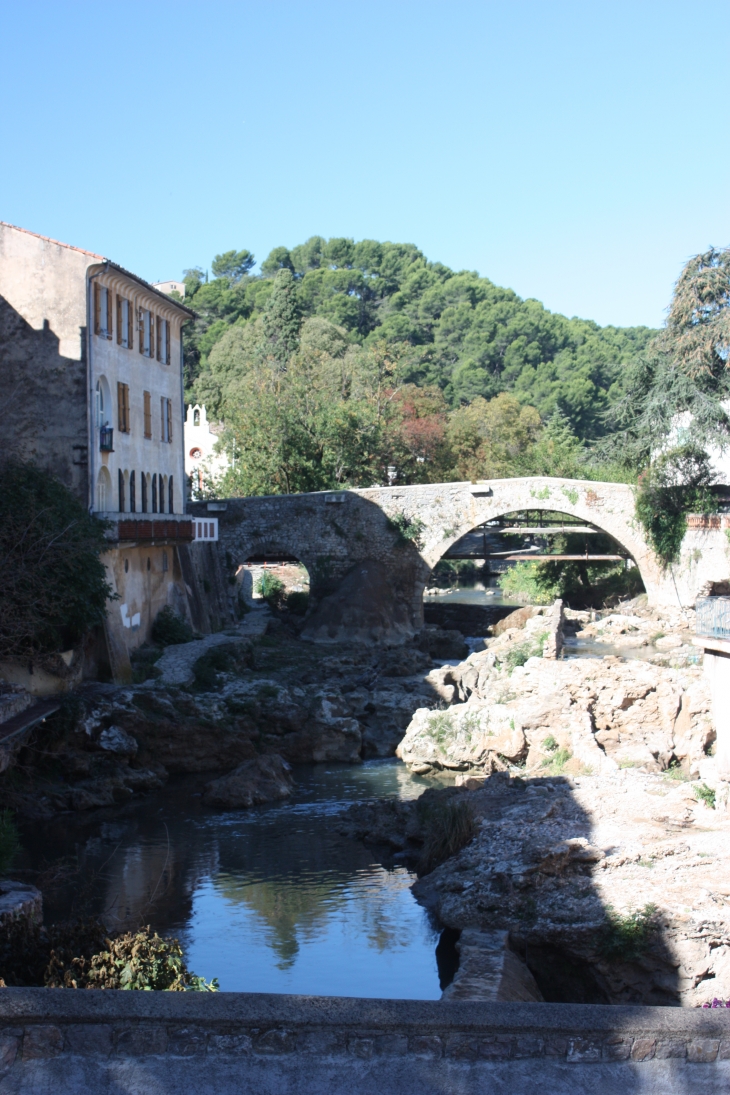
<box><xmin>1</xmin><ymin>990</ymin><xmax>729</xmax><ymax>1094</ymax></box>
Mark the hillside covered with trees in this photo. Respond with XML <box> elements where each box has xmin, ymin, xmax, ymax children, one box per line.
<box><xmin>180</xmin><ymin>237</ymin><xmax>656</xmax><ymax>496</ymax></box>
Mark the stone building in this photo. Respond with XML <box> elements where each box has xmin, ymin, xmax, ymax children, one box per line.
<box><xmin>0</xmin><ymin>221</ymin><xmax>199</xmax><ymax>675</ymax></box>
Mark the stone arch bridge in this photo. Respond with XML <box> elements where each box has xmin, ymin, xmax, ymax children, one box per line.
<box><xmin>203</xmin><ymin>477</ymin><xmax>727</xmax><ymax>631</ymax></box>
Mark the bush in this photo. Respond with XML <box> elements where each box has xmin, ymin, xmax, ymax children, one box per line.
<box><xmin>0</xmin><ymin>459</ymin><xmax>113</xmax><ymax>657</ymax></box>
<box><xmin>151</xmin><ymin>606</ymin><xmax>194</xmax><ymax>646</ymax></box>
<box><xmin>500</xmin><ymin>632</ymin><xmax>548</xmax><ymax>671</ymax></box>
<box><xmin>0</xmin><ymin>811</ymin><xmax>20</xmax><ymax>877</ymax></box>
<box><xmin>600</xmin><ymin>904</ymin><xmax>657</xmax><ymax>961</ymax></box>
<box><xmin>285</xmin><ymin>590</ymin><xmax>309</xmax><ymax>616</ymax></box>
<box><xmin>694</xmin><ymin>782</ymin><xmax>716</xmax><ymax>808</ymax></box>
<box><xmin>387</xmin><ymin>512</ymin><xmax>426</xmax><ymax>549</ymax></box>
<box><xmin>0</xmin><ymin>918</ymin><xmax>217</xmax><ymax>990</ymax></box>
<box><xmin>255</xmin><ymin>572</ymin><xmax>286</xmax><ymax>608</ymax></box>
<box><xmin>417</xmin><ymin>795</ymin><xmax>476</xmax><ymax>874</ymax></box>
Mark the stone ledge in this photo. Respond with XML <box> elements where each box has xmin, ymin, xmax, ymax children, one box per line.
<box><xmin>1</xmin><ymin>991</ymin><xmax>729</xmax><ymax>1064</ymax></box>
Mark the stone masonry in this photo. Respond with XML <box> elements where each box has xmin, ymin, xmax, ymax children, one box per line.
<box><xmin>205</xmin><ymin>476</ymin><xmax>729</xmax><ymax>630</ymax></box>
<box><xmin>1</xmin><ymin>989</ymin><xmax>729</xmax><ymax>1094</ymax></box>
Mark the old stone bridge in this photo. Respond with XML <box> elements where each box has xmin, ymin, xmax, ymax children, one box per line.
<box><xmin>204</xmin><ymin>477</ymin><xmax>728</xmax><ymax>633</ymax></box>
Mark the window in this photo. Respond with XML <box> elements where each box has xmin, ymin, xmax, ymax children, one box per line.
<box><xmin>96</xmin><ymin>467</ymin><xmax>111</xmax><ymax>511</ymax></box>
<box><xmin>161</xmin><ymin>397</ymin><xmax>172</xmax><ymax>443</ymax></box>
<box><xmin>118</xmin><ymin>469</ymin><xmax>125</xmax><ymax>512</ymax></box>
<box><xmin>193</xmin><ymin>407</ymin><xmax>200</xmax><ymax>426</ymax></box>
<box><xmin>143</xmin><ymin>391</ymin><xmax>152</xmax><ymax>439</ymax></box>
<box><xmin>157</xmin><ymin>317</ymin><xmax>170</xmax><ymax>364</ymax></box>
<box><xmin>158</xmin><ymin>473</ymin><xmax>165</xmax><ymax>513</ymax></box>
<box><xmin>162</xmin><ymin>551</ymin><xmax>169</xmax><ymax>572</ymax></box>
<box><xmin>95</xmin><ymin>380</ymin><xmax>105</xmax><ymax>428</ymax></box>
<box><xmin>117</xmin><ymin>296</ymin><xmax>133</xmax><ymax>349</ymax></box>
<box><xmin>94</xmin><ymin>284</ymin><xmax>112</xmax><ymax>339</ymax></box>
<box><xmin>168</xmin><ymin>475</ymin><xmax>174</xmax><ymax>514</ymax></box>
<box><xmin>139</xmin><ymin>308</ymin><xmax>154</xmax><ymax>357</ymax></box>
<box><xmin>117</xmin><ymin>382</ymin><xmax>130</xmax><ymax>433</ymax></box>
<box><xmin>130</xmin><ymin>470</ymin><xmax>136</xmax><ymax>513</ymax></box>
<box><xmin>152</xmin><ymin>473</ymin><xmax>158</xmax><ymax>514</ymax></box>
<box><xmin>141</xmin><ymin>473</ymin><xmax>148</xmax><ymax>513</ymax></box>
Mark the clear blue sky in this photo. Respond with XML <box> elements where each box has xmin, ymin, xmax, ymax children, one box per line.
<box><xmin>1</xmin><ymin>0</ymin><xmax>728</xmax><ymax>329</ymax></box>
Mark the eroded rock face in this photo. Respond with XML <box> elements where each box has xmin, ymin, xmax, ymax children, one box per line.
<box><xmin>202</xmin><ymin>754</ymin><xmax>294</xmax><ymax>809</ymax></box>
<box><xmin>301</xmin><ymin>560</ymin><xmax>414</xmax><ymax>645</ymax></box>
<box><xmin>398</xmin><ymin>613</ymin><xmax>712</xmax><ymax>778</ymax></box>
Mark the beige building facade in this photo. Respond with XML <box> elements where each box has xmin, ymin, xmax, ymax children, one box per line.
<box><xmin>0</xmin><ymin>222</ymin><xmax>197</xmax><ymax>672</ymax></box>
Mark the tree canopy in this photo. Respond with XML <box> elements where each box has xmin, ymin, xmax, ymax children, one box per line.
<box><xmin>182</xmin><ymin>236</ymin><xmax>655</xmax><ymax>442</ymax></box>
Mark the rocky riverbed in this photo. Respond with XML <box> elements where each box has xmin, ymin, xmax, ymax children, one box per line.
<box><xmin>4</xmin><ymin>593</ymin><xmax>730</xmax><ymax>1009</ymax></box>
<box><xmin>341</xmin><ymin>596</ymin><xmax>730</xmax><ymax>1007</ymax></box>
<box><xmin>0</xmin><ymin>614</ymin><xmax>465</xmax><ymax>818</ymax></box>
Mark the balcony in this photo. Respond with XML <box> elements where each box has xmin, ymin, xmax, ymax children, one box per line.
<box><xmin>100</xmin><ymin>514</ymin><xmax>194</xmax><ymax>545</ymax></box>
<box><xmin>99</xmin><ymin>426</ymin><xmax>114</xmax><ymax>452</ymax></box>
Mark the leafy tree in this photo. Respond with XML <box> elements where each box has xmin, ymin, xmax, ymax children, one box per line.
<box><xmin>211</xmin><ymin>249</ymin><xmax>255</xmax><ymax>282</ymax></box>
<box><xmin>261</xmin><ymin>246</ymin><xmax>295</xmax><ymax>277</ymax></box>
<box><xmin>0</xmin><ymin>460</ymin><xmax>113</xmax><ymax>657</ymax></box>
<box><xmin>634</xmin><ymin>445</ymin><xmax>717</xmax><ymax>567</ymax></box>
<box><xmin>183</xmin><ymin>236</ymin><xmax>654</xmax><ymax>435</ymax></box>
<box><xmin>263</xmin><ymin>268</ymin><xmax>301</xmax><ymax>363</ymax></box>
<box><xmin>446</xmin><ymin>393</ymin><xmax>541</xmax><ymax>480</ymax></box>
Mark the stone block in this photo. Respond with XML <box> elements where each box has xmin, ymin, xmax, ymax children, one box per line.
<box><xmin>348</xmin><ymin>1037</ymin><xmax>374</xmax><ymax>1059</ymax></box>
<box><xmin>719</xmin><ymin>1039</ymin><xmax>730</xmax><ymax>1060</ymax></box>
<box><xmin>409</xmin><ymin>1035</ymin><xmax>442</xmax><ymax>1059</ymax></box>
<box><xmin>630</xmin><ymin>1038</ymin><xmax>657</xmax><ymax>1062</ymax></box>
<box><xmin>545</xmin><ymin>1036</ymin><xmax>568</xmax><ymax>1057</ymax></box>
<box><xmin>567</xmin><ymin>1037</ymin><xmax>601</xmax><ymax>1062</ymax></box>
<box><xmin>22</xmin><ymin>1025</ymin><xmax>63</xmax><ymax>1060</ymax></box>
<box><xmin>372</xmin><ymin>1034</ymin><xmax>408</xmax><ymax>1056</ymax></box>
<box><xmin>256</xmin><ymin>1028</ymin><xmax>298</xmax><ymax>1054</ymax></box>
<box><xmin>208</xmin><ymin>1033</ymin><xmax>253</xmax><ymax>1056</ymax></box>
<box><xmin>687</xmin><ymin>1038</ymin><xmax>720</xmax><ymax>1063</ymax></box>
<box><xmin>444</xmin><ymin>1034</ymin><xmax>479</xmax><ymax>1060</ymax></box>
<box><xmin>602</xmin><ymin>1037</ymin><xmax>631</xmax><ymax>1061</ymax></box>
<box><xmin>0</xmin><ymin>1029</ymin><xmax>21</xmax><ymax>1073</ymax></box>
<box><xmin>114</xmin><ymin>1025</ymin><xmax>168</xmax><ymax>1056</ymax></box>
<box><xmin>64</xmin><ymin>1024</ymin><xmax>113</xmax><ymax>1055</ymax></box>
<box><xmin>654</xmin><ymin>1039</ymin><xmax>687</xmax><ymax>1059</ymax></box>
<box><xmin>512</xmin><ymin>1035</ymin><xmax>545</xmax><ymax>1058</ymax></box>
<box><xmin>478</xmin><ymin>1035</ymin><xmax>513</xmax><ymax>1059</ymax></box>
<box><xmin>300</xmin><ymin>1030</ymin><xmax>347</xmax><ymax>1056</ymax></box>
<box><xmin>167</xmin><ymin>1027</ymin><xmax>208</xmax><ymax>1056</ymax></box>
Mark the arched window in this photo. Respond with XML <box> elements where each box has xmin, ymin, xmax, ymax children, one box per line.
<box><xmin>118</xmin><ymin>469</ymin><xmax>125</xmax><ymax>513</ymax></box>
<box><xmin>96</xmin><ymin>467</ymin><xmax>111</xmax><ymax>512</ymax></box>
<box><xmin>158</xmin><ymin>473</ymin><xmax>166</xmax><ymax>513</ymax></box>
<box><xmin>193</xmin><ymin>408</ymin><xmax>200</xmax><ymax>427</ymax></box>
<box><xmin>141</xmin><ymin>472</ymin><xmax>148</xmax><ymax>514</ymax></box>
<box><xmin>130</xmin><ymin>471</ymin><xmax>136</xmax><ymax>513</ymax></box>
<box><xmin>152</xmin><ymin>473</ymin><xmax>158</xmax><ymax>514</ymax></box>
<box><xmin>168</xmin><ymin>475</ymin><xmax>174</xmax><ymax>514</ymax></box>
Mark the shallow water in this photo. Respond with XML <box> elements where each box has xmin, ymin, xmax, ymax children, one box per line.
<box><xmin>17</xmin><ymin>760</ymin><xmax>447</xmax><ymax>999</ymax></box>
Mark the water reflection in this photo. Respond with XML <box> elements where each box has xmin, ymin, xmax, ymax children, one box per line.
<box><xmin>17</xmin><ymin>760</ymin><xmax>443</xmax><ymax>999</ymax></box>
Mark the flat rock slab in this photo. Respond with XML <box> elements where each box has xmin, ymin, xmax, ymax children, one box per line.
<box><xmin>154</xmin><ymin>610</ymin><xmax>271</xmax><ymax>686</ymax></box>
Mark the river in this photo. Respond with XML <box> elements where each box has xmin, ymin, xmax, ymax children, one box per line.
<box><xmin>17</xmin><ymin>760</ymin><xmax>449</xmax><ymax>999</ymax></box>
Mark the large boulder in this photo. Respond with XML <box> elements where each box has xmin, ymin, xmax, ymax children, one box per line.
<box><xmin>301</xmin><ymin>560</ymin><xmax>413</xmax><ymax>644</ymax></box>
<box><xmin>202</xmin><ymin>754</ymin><xmax>294</xmax><ymax>809</ymax></box>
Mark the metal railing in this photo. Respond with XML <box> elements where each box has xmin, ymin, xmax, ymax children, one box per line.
<box><xmin>99</xmin><ymin>426</ymin><xmax>114</xmax><ymax>452</ymax></box>
<box><xmin>695</xmin><ymin>596</ymin><xmax>730</xmax><ymax>640</ymax></box>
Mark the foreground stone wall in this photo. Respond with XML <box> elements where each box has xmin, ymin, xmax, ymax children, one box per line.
<box><xmin>1</xmin><ymin>990</ymin><xmax>729</xmax><ymax>1094</ymax></box>
<box><xmin>206</xmin><ymin>477</ymin><xmax>728</xmax><ymax>625</ymax></box>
